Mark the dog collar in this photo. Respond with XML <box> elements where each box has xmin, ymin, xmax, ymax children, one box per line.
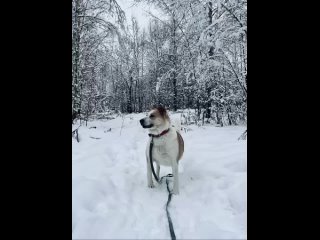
<box><xmin>148</xmin><ymin>128</ymin><xmax>170</xmax><ymax>138</ymax></box>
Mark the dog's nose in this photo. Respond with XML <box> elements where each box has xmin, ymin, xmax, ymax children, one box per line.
<box><xmin>139</xmin><ymin>119</ymin><xmax>144</xmax><ymax>125</ymax></box>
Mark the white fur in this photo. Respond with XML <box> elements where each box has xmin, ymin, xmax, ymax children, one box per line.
<box><xmin>143</xmin><ymin>113</ymin><xmax>181</xmax><ymax>195</ymax></box>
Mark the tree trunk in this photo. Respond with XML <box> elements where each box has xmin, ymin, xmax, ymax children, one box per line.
<box><xmin>208</xmin><ymin>1</ymin><xmax>214</xmax><ymax>56</ymax></box>
<box><xmin>172</xmin><ymin>11</ymin><xmax>178</xmax><ymax>111</ymax></box>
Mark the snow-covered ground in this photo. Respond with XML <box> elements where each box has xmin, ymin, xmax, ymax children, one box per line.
<box><xmin>72</xmin><ymin>112</ymin><xmax>247</xmax><ymax>239</ymax></box>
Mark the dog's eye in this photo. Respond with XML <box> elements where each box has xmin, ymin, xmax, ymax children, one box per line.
<box><xmin>150</xmin><ymin>114</ymin><xmax>155</xmax><ymax>118</ymax></box>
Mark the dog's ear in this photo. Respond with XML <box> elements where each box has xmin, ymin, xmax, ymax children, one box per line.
<box><xmin>153</xmin><ymin>105</ymin><xmax>169</xmax><ymax>120</ymax></box>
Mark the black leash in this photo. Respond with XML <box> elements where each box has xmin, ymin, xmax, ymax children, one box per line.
<box><xmin>149</xmin><ymin>136</ymin><xmax>176</xmax><ymax>240</ymax></box>
<box><xmin>149</xmin><ymin>137</ymin><xmax>159</xmax><ymax>182</ymax></box>
<box><xmin>163</xmin><ymin>175</ymin><xmax>176</xmax><ymax>240</ymax></box>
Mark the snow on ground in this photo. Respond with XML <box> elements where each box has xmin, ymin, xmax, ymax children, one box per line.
<box><xmin>72</xmin><ymin>112</ymin><xmax>247</xmax><ymax>239</ymax></box>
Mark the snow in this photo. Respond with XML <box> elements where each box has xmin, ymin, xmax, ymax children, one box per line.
<box><xmin>72</xmin><ymin>112</ymin><xmax>247</xmax><ymax>239</ymax></box>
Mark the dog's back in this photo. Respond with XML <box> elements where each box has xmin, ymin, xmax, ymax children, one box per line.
<box><xmin>176</xmin><ymin>131</ymin><xmax>184</xmax><ymax>161</ymax></box>
<box><xmin>171</xmin><ymin>118</ymin><xmax>184</xmax><ymax>161</ymax></box>
<box><xmin>171</xmin><ymin>118</ymin><xmax>181</xmax><ymax>134</ymax></box>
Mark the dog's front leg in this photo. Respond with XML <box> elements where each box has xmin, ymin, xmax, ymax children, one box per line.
<box><xmin>146</xmin><ymin>156</ymin><xmax>155</xmax><ymax>188</ymax></box>
<box><xmin>172</xmin><ymin>162</ymin><xmax>179</xmax><ymax>195</ymax></box>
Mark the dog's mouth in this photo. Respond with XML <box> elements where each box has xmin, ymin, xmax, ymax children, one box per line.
<box><xmin>141</xmin><ymin>123</ymin><xmax>154</xmax><ymax>129</ymax></box>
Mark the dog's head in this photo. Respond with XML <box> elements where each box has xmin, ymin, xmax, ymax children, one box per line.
<box><xmin>139</xmin><ymin>105</ymin><xmax>170</xmax><ymax>129</ymax></box>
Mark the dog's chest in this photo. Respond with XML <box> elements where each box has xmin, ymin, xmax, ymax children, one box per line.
<box><xmin>152</xmin><ymin>137</ymin><xmax>176</xmax><ymax>166</ymax></box>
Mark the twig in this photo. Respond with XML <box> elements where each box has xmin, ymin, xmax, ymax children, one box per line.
<box><xmin>90</xmin><ymin>136</ymin><xmax>101</xmax><ymax>140</ymax></box>
<box><xmin>238</xmin><ymin>130</ymin><xmax>247</xmax><ymax>140</ymax></box>
<box><xmin>72</xmin><ymin>124</ymin><xmax>81</xmax><ymax>143</ymax></box>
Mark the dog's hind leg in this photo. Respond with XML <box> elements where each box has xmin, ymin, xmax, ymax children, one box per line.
<box><xmin>156</xmin><ymin>162</ymin><xmax>160</xmax><ymax>179</ymax></box>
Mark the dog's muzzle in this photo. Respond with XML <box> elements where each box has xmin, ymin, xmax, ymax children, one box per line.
<box><xmin>139</xmin><ymin>118</ymin><xmax>153</xmax><ymax>128</ymax></box>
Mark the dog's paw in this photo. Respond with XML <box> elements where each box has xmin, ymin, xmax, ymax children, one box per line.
<box><xmin>148</xmin><ymin>183</ymin><xmax>155</xmax><ymax>188</ymax></box>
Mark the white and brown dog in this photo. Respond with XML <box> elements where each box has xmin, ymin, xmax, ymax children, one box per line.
<box><xmin>139</xmin><ymin>106</ymin><xmax>184</xmax><ymax>194</ymax></box>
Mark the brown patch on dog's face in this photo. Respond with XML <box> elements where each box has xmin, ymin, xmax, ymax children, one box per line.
<box><xmin>151</xmin><ymin>105</ymin><xmax>169</xmax><ymax>121</ymax></box>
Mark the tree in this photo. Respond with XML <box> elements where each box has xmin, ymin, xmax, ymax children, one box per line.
<box><xmin>72</xmin><ymin>0</ymin><xmax>125</xmax><ymax>123</ymax></box>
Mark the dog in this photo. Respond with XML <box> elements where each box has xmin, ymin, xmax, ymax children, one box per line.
<box><xmin>139</xmin><ymin>105</ymin><xmax>184</xmax><ymax>194</ymax></box>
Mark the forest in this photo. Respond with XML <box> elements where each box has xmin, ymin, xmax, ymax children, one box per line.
<box><xmin>72</xmin><ymin>0</ymin><xmax>247</xmax><ymax>126</ymax></box>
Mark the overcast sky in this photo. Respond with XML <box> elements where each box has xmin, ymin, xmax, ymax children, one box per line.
<box><xmin>117</xmin><ymin>0</ymin><xmax>164</xmax><ymax>30</ymax></box>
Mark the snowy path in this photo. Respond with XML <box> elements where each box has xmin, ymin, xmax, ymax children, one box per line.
<box><xmin>72</xmin><ymin>113</ymin><xmax>247</xmax><ymax>239</ymax></box>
